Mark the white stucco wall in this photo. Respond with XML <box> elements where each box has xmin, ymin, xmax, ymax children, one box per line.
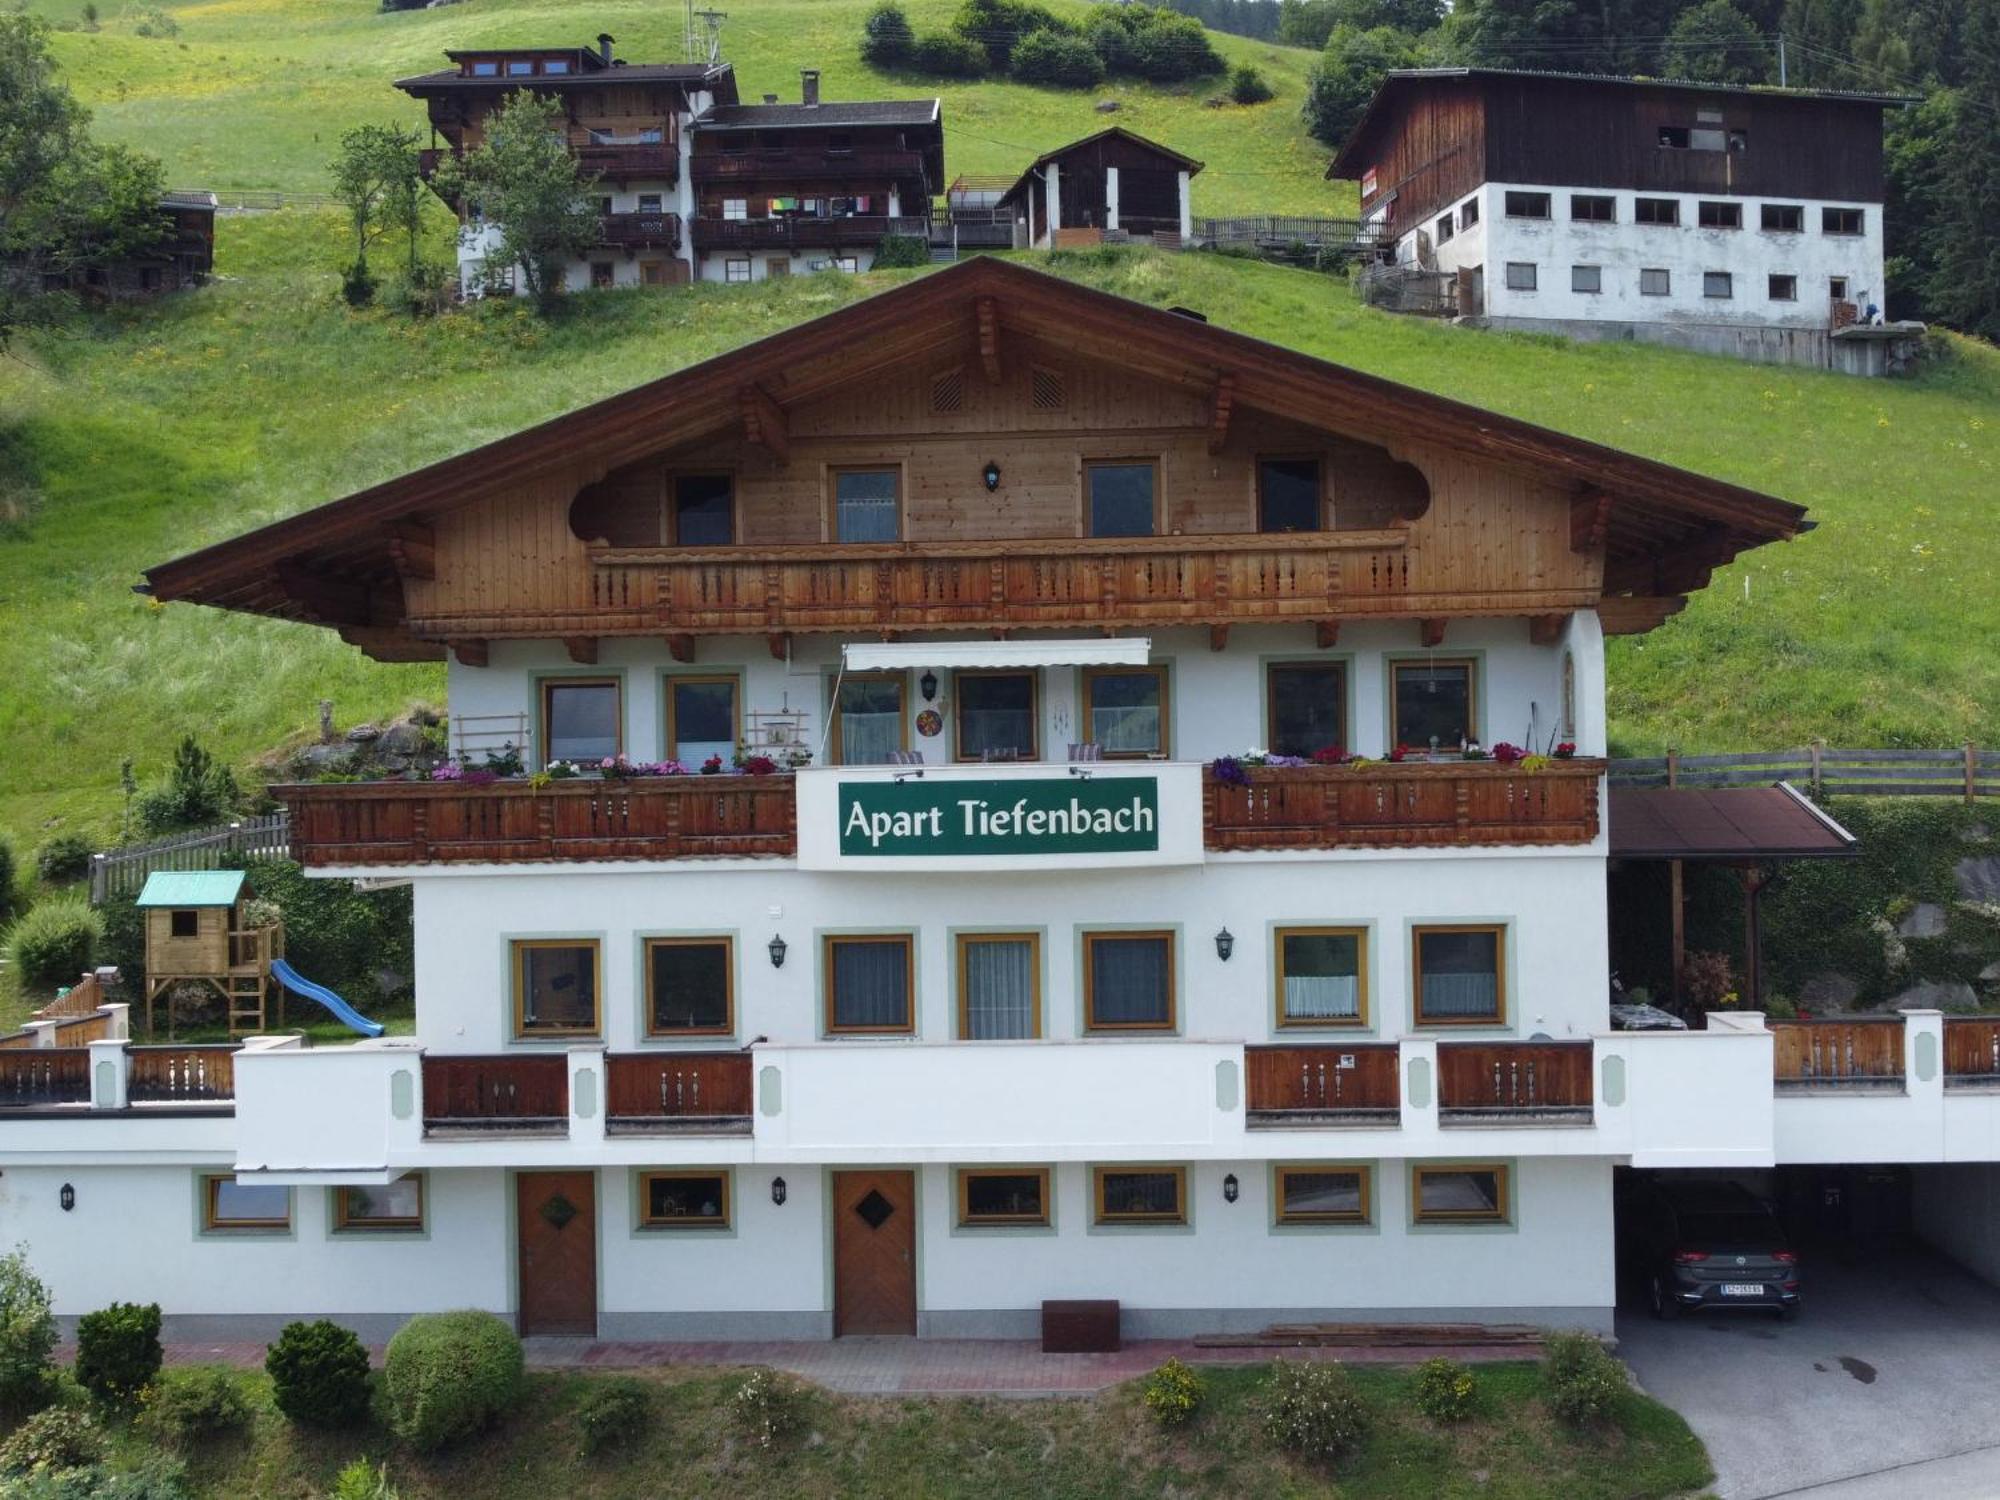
<box><xmin>1409</xmin><ymin>182</ymin><xmax>1884</xmax><ymax>329</ymax></box>
<box><xmin>695</xmin><ymin>247</ymin><xmax>874</xmax><ymax>284</ymax></box>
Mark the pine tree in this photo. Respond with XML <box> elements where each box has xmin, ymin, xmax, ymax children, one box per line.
<box><xmin>1932</xmin><ymin>0</ymin><xmax>2000</xmax><ymax>338</ymax></box>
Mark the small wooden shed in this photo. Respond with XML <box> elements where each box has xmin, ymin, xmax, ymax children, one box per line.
<box><xmin>997</xmin><ymin>128</ymin><xmax>1204</xmax><ymax>249</ymax></box>
<box><xmin>136</xmin><ymin>870</ymin><xmax>282</xmax><ymax>1035</ymax></box>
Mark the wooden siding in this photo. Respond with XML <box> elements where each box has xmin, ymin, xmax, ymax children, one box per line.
<box><xmin>1246</xmin><ymin>1044</ymin><xmax>1400</xmax><ymax>1114</ymax></box>
<box><xmin>1436</xmin><ymin>1042</ymin><xmax>1593</xmax><ymax>1112</ymax></box>
<box><xmin>1354</xmin><ymin>77</ymin><xmax>1485</xmax><ymax>236</ymax></box>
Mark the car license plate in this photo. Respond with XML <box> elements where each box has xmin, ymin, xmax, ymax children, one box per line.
<box><xmin>1720</xmin><ymin>1283</ymin><xmax>1765</xmax><ymax>1297</ymax></box>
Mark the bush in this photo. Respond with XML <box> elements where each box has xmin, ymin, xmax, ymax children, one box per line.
<box><xmin>573</xmin><ymin>1376</ymin><xmax>650</xmax><ymax>1455</ymax></box>
<box><xmin>5</xmin><ymin>1454</ymin><xmax>192</xmax><ymax>1499</ymax></box>
<box><xmin>132</xmin><ymin>736</ymin><xmax>240</xmax><ymax>837</ymax></box>
<box><xmin>73</xmin><ymin>1303</ymin><xmax>162</xmax><ymax>1407</ymax></box>
<box><xmin>137</xmin><ymin>1367</ymin><xmax>250</xmax><ymax>1449</ymax></box>
<box><xmin>383</xmin><ymin>1310</ymin><xmax>522</xmax><ymax>1451</ymax></box>
<box><xmin>1541</xmin><ymin>1330</ymin><xmax>1626</xmax><ymax>1425</ymax></box>
<box><xmin>33</xmin><ymin>834</ymin><xmax>94</xmax><ymax>888</ymax></box>
<box><xmin>5</xmin><ymin>896</ymin><xmax>104</xmax><ymax>991</ymax></box>
<box><xmin>265</xmin><ymin>1319</ymin><xmax>373</xmax><ymax>1428</ymax></box>
<box><xmin>1229</xmin><ymin>63</ymin><xmax>1274</xmax><ymax>104</ymax></box>
<box><xmin>873</xmin><ymin>234</ymin><xmax>932</xmax><ymax>269</ymax></box>
<box><xmin>955</xmin><ymin>0</ymin><xmax>1073</xmax><ymax>68</ymax></box>
<box><xmin>1125</xmin><ymin>9</ymin><xmax>1225</xmax><ymax>80</ymax></box>
<box><xmin>0</xmin><ymin>1248</ymin><xmax>59</xmax><ymax>1417</ymax></box>
<box><xmin>1010</xmin><ymin>28</ymin><xmax>1105</xmax><ymax>87</ymax></box>
<box><xmin>727</xmin><ymin>1368</ymin><xmax>805</xmax><ymax>1449</ymax></box>
<box><xmin>341</xmin><ymin>261</ymin><xmax>377</xmax><ymax>309</ymax></box>
<box><xmin>1412</xmin><ymin>1356</ymin><xmax>1476</xmax><ymax>1422</ymax></box>
<box><xmin>860</xmin><ymin>1</ymin><xmax>915</xmax><ymax>67</ymax></box>
<box><xmin>1262</xmin><ymin>1358</ymin><xmax>1369</xmax><ymax>1461</ymax></box>
<box><xmin>1139</xmin><ymin>1357</ymin><xmax>1204</xmax><ymax>1427</ymax></box>
<box><xmin>909</xmin><ymin>30</ymin><xmax>987</xmax><ymax>76</ymax></box>
<box><xmin>329</xmin><ymin>1459</ymin><xmax>401</xmax><ymax>1500</ymax></box>
<box><xmin>0</xmin><ymin>839</ymin><xmax>16</xmax><ymax>922</ymax></box>
<box><xmin>0</xmin><ymin>1405</ymin><xmax>106</xmax><ymax>1475</ymax></box>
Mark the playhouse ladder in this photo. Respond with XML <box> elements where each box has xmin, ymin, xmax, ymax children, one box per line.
<box><xmin>226</xmin><ymin>973</ymin><xmax>266</xmax><ymax>1037</ymax></box>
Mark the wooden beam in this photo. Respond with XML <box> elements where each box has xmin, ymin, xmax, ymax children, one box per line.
<box><xmin>1597</xmin><ymin>595</ymin><xmax>1688</xmax><ymax>635</ymax></box>
<box><xmin>336</xmin><ymin>626</ymin><xmax>445</xmax><ymax>663</ymax></box>
<box><xmin>450</xmin><ymin>638</ymin><xmax>489</xmax><ymax>668</ymax></box>
<box><xmin>1208</xmin><ymin>624</ymin><xmax>1230</xmax><ymax>652</ymax></box>
<box><xmin>738</xmin><ymin>384</ymin><xmax>789</xmax><ymax>465</ymax></box>
<box><xmin>276</xmin><ymin>561</ymin><xmax>373</xmax><ymax>626</ymax></box>
<box><xmin>563</xmin><ymin>636</ymin><xmax>599</xmax><ymax>665</ymax></box>
<box><xmin>1418</xmin><ymin>617</ymin><xmax>1446</xmax><ymax>648</ymax></box>
<box><xmin>767</xmin><ymin>633</ymin><xmax>788</xmax><ymax>660</ymax></box>
<box><xmin>1528</xmin><ymin>612</ymin><xmax>1568</xmax><ymax>646</ymax></box>
<box><xmin>1570</xmin><ymin>490</ymin><xmax>1613</xmax><ymax>554</ymax></box>
<box><xmin>1315</xmin><ymin>621</ymin><xmax>1340</xmax><ymax>649</ymax></box>
<box><xmin>976</xmin><ymin>296</ymin><xmax>1002</xmax><ymax>384</ymax></box>
<box><xmin>1206</xmin><ymin>373</ymin><xmax>1236</xmax><ymax>456</ymax></box>
<box><xmin>665</xmin><ymin>634</ymin><xmax>694</xmax><ymax>663</ymax></box>
<box><xmin>383</xmin><ymin>520</ymin><xmax>436</xmax><ymax>581</ymax></box>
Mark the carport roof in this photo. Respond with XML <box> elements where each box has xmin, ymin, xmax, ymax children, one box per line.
<box><xmin>1608</xmin><ymin>783</ymin><xmax>1858</xmax><ymax>860</ymax></box>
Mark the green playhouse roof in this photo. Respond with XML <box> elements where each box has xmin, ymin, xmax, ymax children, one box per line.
<box><xmin>134</xmin><ymin>870</ymin><xmax>245</xmax><ymax>908</ymax></box>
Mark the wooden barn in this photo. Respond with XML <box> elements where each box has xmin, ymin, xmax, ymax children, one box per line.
<box><xmin>997</xmin><ymin>128</ymin><xmax>1201</xmax><ymax>249</ymax></box>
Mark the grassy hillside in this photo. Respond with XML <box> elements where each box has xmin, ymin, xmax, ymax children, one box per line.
<box><xmin>3</xmin><ymin>208</ymin><xmax>1996</xmax><ymax>852</ymax></box>
<box><xmin>35</xmin><ymin>0</ymin><xmax>1343</xmax><ymax>216</ymax></box>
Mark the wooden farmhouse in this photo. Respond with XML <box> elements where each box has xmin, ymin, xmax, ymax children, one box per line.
<box><xmin>998</xmin><ymin>128</ymin><xmax>1203</xmax><ymax>250</ymax></box>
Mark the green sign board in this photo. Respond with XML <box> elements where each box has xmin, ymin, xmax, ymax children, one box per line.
<box><xmin>839</xmin><ymin>777</ymin><xmax>1161</xmax><ymax>857</ymax></box>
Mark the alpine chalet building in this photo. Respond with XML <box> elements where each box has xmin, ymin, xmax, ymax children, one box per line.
<box><xmin>22</xmin><ymin>258</ymin><xmax>1984</xmax><ymax>1343</ymax></box>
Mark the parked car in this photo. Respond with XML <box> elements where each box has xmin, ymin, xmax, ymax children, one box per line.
<box><xmin>1621</xmin><ymin>1179</ymin><xmax>1801</xmax><ymax>1320</ymax></box>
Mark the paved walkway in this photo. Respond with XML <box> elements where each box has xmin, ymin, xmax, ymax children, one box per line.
<box><xmin>135</xmin><ymin>1336</ymin><xmax>1537</xmax><ymax>1397</ymax></box>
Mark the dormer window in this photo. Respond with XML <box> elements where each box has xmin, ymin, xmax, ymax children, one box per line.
<box><xmin>470</xmin><ymin>60</ymin><xmax>498</xmax><ymax>76</ymax></box>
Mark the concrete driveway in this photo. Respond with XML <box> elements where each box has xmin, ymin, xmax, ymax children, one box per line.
<box><xmin>1618</xmin><ymin>1248</ymin><xmax>2000</xmax><ymax>1499</ymax></box>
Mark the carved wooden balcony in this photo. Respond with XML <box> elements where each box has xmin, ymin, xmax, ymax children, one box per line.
<box><xmin>1205</xmin><ymin>760</ymin><xmax>1604</xmax><ymax>851</ymax></box>
<box><xmin>1245</xmin><ymin>1043</ymin><xmax>1400</xmax><ymax>1124</ymax></box>
<box><xmin>1437</xmin><ymin>1042</ymin><xmax>1594</xmax><ymax>1118</ymax></box>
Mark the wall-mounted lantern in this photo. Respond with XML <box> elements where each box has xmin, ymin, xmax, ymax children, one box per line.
<box><xmin>982</xmin><ymin>460</ymin><xmax>1001</xmax><ymax>492</ymax></box>
<box><xmin>920</xmin><ymin>670</ymin><xmax>939</xmax><ymax>702</ymax></box>
<box><xmin>1214</xmin><ymin>927</ymin><xmax>1235</xmax><ymax>962</ymax></box>
<box><xmin>768</xmin><ymin>934</ymin><xmax>788</xmax><ymax>969</ymax></box>
<box><xmin>771</xmin><ymin>1176</ymin><xmax>788</xmax><ymax>1207</ymax></box>
<box><xmin>1222</xmin><ymin>1173</ymin><xmax>1239</xmax><ymax>1204</ymax></box>
<box><xmin>59</xmin><ymin>1184</ymin><xmax>75</xmax><ymax>1213</ymax></box>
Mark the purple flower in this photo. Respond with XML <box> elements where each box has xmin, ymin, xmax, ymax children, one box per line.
<box><xmin>1211</xmin><ymin>756</ymin><xmax>1250</xmax><ymax>787</ymax></box>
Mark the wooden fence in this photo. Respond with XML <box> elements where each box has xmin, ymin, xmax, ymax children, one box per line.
<box><xmin>90</xmin><ymin>813</ymin><xmax>291</xmax><ymax>903</ymax></box>
<box><xmin>1608</xmin><ymin>745</ymin><xmax>1997</xmax><ymax>801</ymax></box>
<box><xmin>1193</xmin><ymin>216</ymin><xmax>1383</xmax><ymax>251</ymax></box>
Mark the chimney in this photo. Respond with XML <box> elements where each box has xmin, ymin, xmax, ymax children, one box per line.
<box><xmin>801</xmin><ymin>68</ymin><xmax>820</xmax><ymax>106</ymax></box>
<box><xmin>597</xmin><ymin>33</ymin><xmax>614</xmax><ymax>66</ymax></box>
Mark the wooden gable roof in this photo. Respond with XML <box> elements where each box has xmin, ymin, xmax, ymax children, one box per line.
<box><xmin>141</xmin><ymin>256</ymin><xmax>1807</xmax><ymax>651</ymax></box>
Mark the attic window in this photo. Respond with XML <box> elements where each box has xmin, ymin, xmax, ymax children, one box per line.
<box><xmin>1030</xmin><ymin>365</ymin><xmax>1066</xmax><ymax>412</ymax></box>
<box><xmin>930</xmin><ymin>367</ymin><xmax>965</xmax><ymax>414</ymax></box>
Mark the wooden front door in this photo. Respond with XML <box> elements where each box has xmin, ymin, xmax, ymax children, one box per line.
<box><xmin>832</xmin><ymin>1170</ymin><xmax>917</xmax><ymax>1336</ymax></box>
<box><xmin>516</xmin><ymin>1170</ymin><xmax>597</xmax><ymax>1337</ymax></box>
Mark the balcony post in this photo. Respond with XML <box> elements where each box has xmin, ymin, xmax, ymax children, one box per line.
<box><xmin>1399</xmin><ymin>1036</ymin><xmax>1439</xmax><ymax>1137</ymax></box>
<box><xmin>1905</xmin><ymin>1011</ymin><xmax>1943</xmax><ymax>1137</ymax></box>
<box><xmin>88</xmin><ymin>1041</ymin><xmax>128</xmax><ymax>1111</ymax></box>
<box><xmin>24</xmin><ymin>1021</ymin><xmax>58</xmax><ymax>1049</ymax></box>
<box><xmin>568</xmin><ymin>1046</ymin><xmax>607</xmax><ymax>1147</ymax></box>
<box><xmin>101</xmin><ymin>1003</ymin><xmax>130</xmax><ymax>1042</ymax></box>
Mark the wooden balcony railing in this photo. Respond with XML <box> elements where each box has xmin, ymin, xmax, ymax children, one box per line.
<box><xmin>587</xmin><ymin>530</ymin><xmax>1415</xmax><ymax>635</ymax></box>
<box><xmin>127</xmin><ymin>1044</ymin><xmax>237</xmax><ymax>1103</ymax></box>
<box><xmin>0</xmin><ymin>1050</ymin><xmax>90</xmax><ymax>1108</ymax></box>
<box><xmin>1437</xmin><ymin>1042</ymin><xmax>1593</xmax><ymax>1116</ymax></box>
<box><xmin>1771</xmin><ymin>1018</ymin><xmax>1905</xmax><ymax>1090</ymax></box>
<box><xmin>606</xmin><ymin>1052</ymin><xmax>753</xmax><ymax>1131</ymax></box>
<box><xmin>691</xmin><ymin>148</ymin><xmax>928</xmax><ymax>183</ymax></box>
<box><xmin>574</xmin><ymin>143</ymin><xmax>679</xmax><ymax>180</ymax></box>
<box><xmin>596</xmin><ymin>212</ymin><xmax>680</xmax><ymax>251</ymax></box>
<box><xmin>1208</xmin><ymin>761</ymin><xmax>1604</xmax><ymax>851</ymax></box>
<box><xmin>687</xmin><ymin>215</ymin><xmax>930</xmax><ymax>251</ymax></box>
<box><xmin>1245</xmin><ymin>1044</ymin><xmax>1399</xmax><ymax>1120</ymax></box>
<box><xmin>1945</xmin><ymin>1018</ymin><xmax>2000</xmax><ymax>1086</ymax></box>
<box><xmin>422</xmin><ymin>1055</ymin><xmax>568</xmax><ymax>1130</ymax></box>
<box><xmin>276</xmin><ymin>778</ymin><xmax>798</xmax><ymax>868</ymax></box>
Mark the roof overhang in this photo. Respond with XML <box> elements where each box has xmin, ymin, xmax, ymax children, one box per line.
<box><xmin>842</xmin><ymin>638</ymin><xmax>1152</xmax><ymax>672</ymax></box>
<box><xmin>1608</xmin><ymin>782</ymin><xmax>1858</xmax><ymax>861</ymax></box>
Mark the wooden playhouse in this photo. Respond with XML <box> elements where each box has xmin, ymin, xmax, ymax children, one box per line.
<box><xmin>135</xmin><ymin>870</ymin><xmax>284</xmax><ymax>1036</ymax></box>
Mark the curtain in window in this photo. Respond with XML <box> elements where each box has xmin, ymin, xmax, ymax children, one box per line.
<box><xmin>1284</xmin><ymin>973</ymin><xmax>1360</xmax><ymax>1019</ymax></box>
<box><xmin>838</xmin><ymin>679</ymin><xmax>904</xmax><ymax>765</ymax></box>
<box><xmin>957</xmin><ymin>673</ymin><xmax>1034</xmax><ymax>759</ymax></box>
<box><xmin>670</xmin><ymin>680</ymin><xmax>736</xmax><ymax>766</ymax></box>
<box><xmin>1091</xmin><ymin>937</ymin><xmax>1169</xmax><ymax>1025</ymax></box>
<box><xmin>835</xmin><ymin>471</ymin><xmax>899</xmax><ymax>542</ymax></box>
<box><xmin>832</xmin><ymin>941</ymin><xmax>909</xmax><ymax>1028</ymax></box>
<box><xmin>545</xmin><ymin>682</ymin><xmax>619</xmax><ymax>763</ymax></box>
<box><xmin>963</xmin><ymin>939</ymin><xmax>1034</xmax><ymax>1039</ymax></box>
<box><xmin>1088</xmin><ymin>670</ymin><xmax>1161</xmax><ymax>755</ymax></box>
<box><xmin>1420</xmin><ymin>931</ymin><xmax>1499</xmax><ymax>1017</ymax></box>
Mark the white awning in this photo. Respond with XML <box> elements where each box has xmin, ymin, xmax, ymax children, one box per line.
<box><xmin>841</xmin><ymin>638</ymin><xmax>1152</xmax><ymax>672</ymax></box>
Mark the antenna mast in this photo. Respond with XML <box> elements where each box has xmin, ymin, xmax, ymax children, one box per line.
<box><xmin>687</xmin><ymin>6</ymin><xmax>726</xmax><ymax>65</ymax></box>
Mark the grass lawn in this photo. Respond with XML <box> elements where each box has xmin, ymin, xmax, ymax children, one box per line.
<box><xmin>35</xmin><ymin>0</ymin><xmax>1341</xmax><ymax>216</ymax></box>
<box><xmin>52</xmin><ymin>1360</ymin><xmax>1712</xmax><ymax>1499</ymax></box>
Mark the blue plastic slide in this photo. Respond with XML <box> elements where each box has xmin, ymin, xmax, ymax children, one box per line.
<box><xmin>268</xmin><ymin>958</ymin><xmax>387</xmax><ymax>1038</ymax></box>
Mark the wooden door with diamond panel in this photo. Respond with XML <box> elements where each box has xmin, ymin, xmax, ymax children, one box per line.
<box><xmin>516</xmin><ymin>1171</ymin><xmax>597</xmax><ymax>1337</ymax></box>
<box><xmin>833</xmin><ymin>1170</ymin><xmax>917</xmax><ymax>1335</ymax></box>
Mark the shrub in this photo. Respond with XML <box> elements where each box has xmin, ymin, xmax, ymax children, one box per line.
<box><xmin>5</xmin><ymin>895</ymin><xmax>104</xmax><ymax>990</ymax></box>
<box><xmin>341</xmin><ymin>261</ymin><xmax>377</xmax><ymax>309</ymax></box>
<box><xmin>873</xmin><ymin>234</ymin><xmax>932</xmax><ymax>269</ymax></box>
<box><xmin>573</xmin><ymin>1376</ymin><xmax>651</xmax><ymax>1455</ymax></box>
<box><xmin>6</xmin><ymin>1454</ymin><xmax>193</xmax><ymax>1499</ymax></box>
<box><xmin>265</xmin><ymin>1319</ymin><xmax>373</xmax><ymax>1428</ymax></box>
<box><xmin>1541</xmin><ymin>1330</ymin><xmax>1626</xmax><ymax>1425</ymax></box>
<box><xmin>0</xmin><ymin>1405</ymin><xmax>105</xmax><ymax>1475</ymax></box>
<box><xmin>1412</xmin><ymin>1356</ymin><xmax>1476</xmax><ymax>1422</ymax></box>
<box><xmin>329</xmin><ymin>1459</ymin><xmax>401</xmax><ymax>1500</ymax></box>
<box><xmin>137</xmin><ymin>1367</ymin><xmax>250</xmax><ymax>1449</ymax></box>
<box><xmin>955</xmin><ymin>0</ymin><xmax>1073</xmax><ymax>68</ymax></box>
<box><xmin>1140</xmin><ymin>1357</ymin><xmax>1204</xmax><ymax>1427</ymax></box>
<box><xmin>860</xmin><ymin>1</ymin><xmax>915</xmax><ymax>67</ymax></box>
<box><xmin>33</xmin><ymin>834</ymin><xmax>94</xmax><ymax>888</ymax></box>
<box><xmin>1010</xmin><ymin>28</ymin><xmax>1105</xmax><ymax>87</ymax></box>
<box><xmin>1262</xmin><ymin>1358</ymin><xmax>1369</xmax><ymax>1461</ymax></box>
<box><xmin>728</xmin><ymin>1368</ymin><xmax>805</xmax><ymax>1449</ymax></box>
<box><xmin>1125</xmin><ymin>8</ymin><xmax>1224</xmax><ymax>80</ymax></box>
<box><xmin>72</xmin><ymin>1303</ymin><xmax>162</xmax><ymax>1407</ymax></box>
<box><xmin>0</xmin><ymin>838</ymin><xmax>16</xmax><ymax>922</ymax></box>
<box><xmin>909</xmin><ymin>30</ymin><xmax>987</xmax><ymax>76</ymax></box>
<box><xmin>1229</xmin><ymin>63</ymin><xmax>1274</xmax><ymax>104</ymax></box>
<box><xmin>0</xmin><ymin>1248</ymin><xmax>59</xmax><ymax>1417</ymax></box>
<box><xmin>132</xmin><ymin>735</ymin><xmax>240</xmax><ymax>838</ymax></box>
<box><xmin>1084</xmin><ymin>13</ymin><xmax>1137</xmax><ymax>72</ymax></box>
<box><xmin>382</xmin><ymin>1310</ymin><xmax>522</xmax><ymax>1451</ymax></box>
